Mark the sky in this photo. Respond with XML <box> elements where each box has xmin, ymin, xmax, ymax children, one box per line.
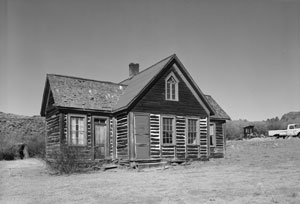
<box><xmin>0</xmin><ymin>0</ymin><xmax>299</xmax><ymax>121</ymax></box>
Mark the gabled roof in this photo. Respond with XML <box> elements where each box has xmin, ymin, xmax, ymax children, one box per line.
<box><xmin>114</xmin><ymin>54</ymin><xmax>174</xmax><ymax>111</ymax></box>
<box><xmin>205</xmin><ymin>95</ymin><xmax>231</xmax><ymax>120</ymax></box>
<box><xmin>41</xmin><ymin>54</ymin><xmax>228</xmax><ymax>118</ymax></box>
<box><xmin>114</xmin><ymin>54</ymin><xmax>215</xmax><ymax>116</ymax></box>
<box><xmin>40</xmin><ymin>74</ymin><xmax>126</xmax><ymax>116</ymax></box>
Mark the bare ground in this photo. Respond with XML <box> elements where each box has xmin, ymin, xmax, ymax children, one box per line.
<box><xmin>1</xmin><ymin>138</ymin><xmax>300</xmax><ymax>204</ymax></box>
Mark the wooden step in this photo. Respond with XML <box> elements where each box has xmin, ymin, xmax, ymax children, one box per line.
<box><xmin>135</xmin><ymin>161</ymin><xmax>168</xmax><ymax>169</ymax></box>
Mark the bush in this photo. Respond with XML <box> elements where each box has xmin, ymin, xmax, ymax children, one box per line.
<box><xmin>0</xmin><ymin>148</ymin><xmax>15</xmax><ymax>160</ymax></box>
<box><xmin>46</xmin><ymin>147</ymin><xmax>81</xmax><ymax>174</ymax></box>
<box><xmin>26</xmin><ymin>135</ymin><xmax>45</xmax><ymax>158</ymax></box>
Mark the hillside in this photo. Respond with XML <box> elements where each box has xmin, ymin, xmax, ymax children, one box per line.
<box><xmin>0</xmin><ymin>110</ymin><xmax>299</xmax><ymax>158</ymax></box>
<box><xmin>0</xmin><ymin>112</ymin><xmax>45</xmax><ymax>159</ymax></box>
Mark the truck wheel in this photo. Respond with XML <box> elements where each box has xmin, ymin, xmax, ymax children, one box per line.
<box><xmin>298</xmin><ymin>133</ymin><xmax>300</xmax><ymax>138</ymax></box>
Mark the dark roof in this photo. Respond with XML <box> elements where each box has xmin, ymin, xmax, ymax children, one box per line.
<box><xmin>205</xmin><ymin>95</ymin><xmax>231</xmax><ymax>120</ymax></box>
<box><xmin>45</xmin><ymin>74</ymin><xmax>126</xmax><ymax>112</ymax></box>
<box><xmin>41</xmin><ymin>54</ymin><xmax>229</xmax><ymax>119</ymax></box>
<box><xmin>114</xmin><ymin>54</ymin><xmax>174</xmax><ymax>111</ymax></box>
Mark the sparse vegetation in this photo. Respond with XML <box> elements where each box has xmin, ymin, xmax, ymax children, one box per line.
<box><xmin>0</xmin><ymin>112</ymin><xmax>45</xmax><ymax>160</ymax></box>
<box><xmin>46</xmin><ymin>146</ymin><xmax>81</xmax><ymax>174</ymax></box>
<box><xmin>1</xmin><ymin>138</ymin><xmax>300</xmax><ymax>204</ymax></box>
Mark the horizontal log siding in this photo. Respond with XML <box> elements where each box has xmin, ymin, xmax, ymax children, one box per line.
<box><xmin>59</xmin><ymin>114</ymin><xmax>93</xmax><ymax>161</ymax></box>
<box><xmin>150</xmin><ymin>114</ymin><xmax>160</xmax><ymax>158</ymax></box>
<box><xmin>116</xmin><ymin>114</ymin><xmax>128</xmax><ymax>159</ymax></box>
<box><xmin>199</xmin><ymin>118</ymin><xmax>208</xmax><ymax>157</ymax></box>
<box><xmin>147</xmin><ymin>114</ymin><xmax>209</xmax><ymax>160</ymax></box>
<box><xmin>210</xmin><ymin>121</ymin><xmax>225</xmax><ymax>158</ymax></box>
<box><xmin>67</xmin><ymin>114</ymin><xmax>92</xmax><ymax>161</ymax></box>
<box><xmin>45</xmin><ymin>110</ymin><xmax>60</xmax><ymax>160</ymax></box>
<box><xmin>131</xmin><ymin>68</ymin><xmax>208</xmax><ymax>117</ymax></box>
<box><xmin>186</xmin><ymin>145</ymin><xmax>199</xmax><ymax>159</ymax></box>
<box><xmin>176</xmin><ymin>117</ymin><xmax>186</xmax><ymax>159</ymax></box>
<box><xmin>109</xmin><ymin>119</ymin><xmax>113</xmax><ymax>158</ymax></box>
<box><xmin>161</xmin><ymin>145</ymin><xmax>175</xmax><ymax>159</ymax></box>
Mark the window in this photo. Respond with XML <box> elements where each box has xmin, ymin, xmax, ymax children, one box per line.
<box><xmin>162</xmin><ymin>117</ymin><xmax>175</xmax><ymax>145</ymax></box>
<box><xmin>165</xmin><ymin>73</ymin><xmax>179</xmax><ymax>101</ymax></box>
<box><xmin>188</xmin><ymin>119</ymin><xmax>198</xmax><ymax>144</ymax></box>
<box><xmin>210</xmin><ymin>123</ymin><xmax>216</xmax><ymax>146</ymax></box>
<box><xmin>69</xmin><ymin>115</ymin><xmax>87</xmax><ymax>146</ymax></box>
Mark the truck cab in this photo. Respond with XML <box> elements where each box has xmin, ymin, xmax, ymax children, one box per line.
<box><xmin>287</xmin><ymin>124</ymin><xmax>300</xmax><ymax>137</ymax></box>
<box><xmin>268</xmin><ymin>124</ymin><xmax>300</xmax><ymax>138</ymax></box>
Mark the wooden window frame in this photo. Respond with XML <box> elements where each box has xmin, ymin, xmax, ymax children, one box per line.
<box><xmin>209</xmin><ymin>122</ymin><xmax>216</xmax><ymax>147</ymax></box>
<box><xmin>68</xmin><ymin>114</ymin><xmax>87</xmax><ymax>146</ymax></box>
<box><xmin>165</xmin><ymin>72</ymin><xmax>179</xmax><ymax>101</ymax></box>
<box><xmin>186</xmin><ymin>118</ymin><xmax>200</xmax><ymax>145</ymax></box>
<box><xmin>161</xmin><ymin>115</ymin><xmax>176</xmax><ymax>145</ymax></box>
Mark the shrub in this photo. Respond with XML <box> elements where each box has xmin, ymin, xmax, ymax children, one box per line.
<box><xmin>26</xmin><ymin>135</ymin><xmax>45</xmax><ymax>158</ymax></box>
<box><xmin>0</xmin><ymin>148</ymin><xmax>15</xmax><ymax>160</ymax></box>
<box><xmin>46</xmin><ymin>147</ymin><xmax>81</xmax><ymax>174</ymax></box>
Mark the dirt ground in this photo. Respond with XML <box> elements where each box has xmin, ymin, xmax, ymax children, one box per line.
<box><xmin>1</xmin><ymin>138</ymin><xmax>300</xmax><ymax>204</ymax></box>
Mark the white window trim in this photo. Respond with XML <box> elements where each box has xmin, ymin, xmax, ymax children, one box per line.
<box><xmin>210</xmin><ymin>122</ymin><xmax>216</xmax><ymax>147</ymax></box>
<box><xmin>186</xmin><ymin>118</ymin><xmax>200</xmax><ymax>145</ymax></box>
<box><xmin>68</xmin><ymin>114</ymin><xmax>87</xmax><ymax>146</ymax></box>
<box><xmin>161</xmin><ymin>115</ymin><xmax>176</xmax><ymax>145</ymax></box>
<box><xmin>165</xmin><ymin>72</ymin><xmax>179</xmax><ymax>101</ymax></box>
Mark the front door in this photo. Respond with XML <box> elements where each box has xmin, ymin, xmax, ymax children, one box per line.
<box><xmin>134</xmin><ymin>113</ymin><xmax>150</xmax><ymax>159</ymax></box>
<box><xmin>93</xmin><ymin>118</ymin><xmax>107</xmax><ymax>159</ymax></box>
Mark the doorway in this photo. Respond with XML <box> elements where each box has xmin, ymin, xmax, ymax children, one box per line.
<box><xmin>134</xmin><ymin>113</ymin><xmax>150</xmax><ymax>159</ymax></box>
<box><xmin>93</xmin><ymin>117</ymin><xmax>108</xmax><ymax>159</ymax></box>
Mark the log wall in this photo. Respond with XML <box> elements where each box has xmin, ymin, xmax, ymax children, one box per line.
<box><xmin>147</xmin><ymin>114</ymin><xmax>209</xmax><ymax>160</ymax></box>
<box><xmin>60</xmin><ymin>114</ymin><xmax>92</xmax><ymax>161</ymax></box>
<box><xmin>109</xmin><ymin>118</ymin><xmax>114</xmax><ymax>158</ymax></box>
<box><xmin>150</xmin><ymin>114</ymin><xmax>160</xmax><ymax>158</ymax></box>
<box><xmin>175</xmin><ymin>116</ymin><xmax>186</xmax><ymax>159</ymax></box>
<box><xmin>45</xmin><ymin>110</ymin><xmax>61</xmax><ymax>160</ymax></box>
<box><xmin>199</xmin><ymin>118</ymin><xmax>208</xmax><ymax>157</ymax></box>
<box><xmin>116</xmin><ymin>114</ymin><xmax>128</xmax><ymax>159</ymax></box>
<box><xmin>210</xmin><ymin>121</ymin><xmax>225</xmax><ymax>158</ymax></box>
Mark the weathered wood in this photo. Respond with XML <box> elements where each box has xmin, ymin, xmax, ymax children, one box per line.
<box><xmin>131</xmin><ymin>68</ymin><xmax>208</xmax><ymax>117</ymax></box>
<box><xmin>150</xmin><ymin>114</ymin><xmax>161</xmax><ymax>158</ymax></box>
<box><xmin>199</xmin><ymin>117</ymin><xmax>208</xmax><ymax>157</ymax></box>
<box><xmin>176</xmin><ymin>116</ymin><xmax>186</xmax><ymax>159</ymax></box>
<box><xmin>116</xmin><ymin>114</ymin><xmax>128</xmax><ymax>159</ymax></box>
<box><xmin>109</xmin><ymin>119</ymin><xmax>114</xmax><ymax>158</ymax></box>
<box><xmin>210</xmin><ymin>120</ymin><xmax>225</xmax><ymax>158</ymax></box>
<box><xmin>45</xmin><ymin>111</ymin><xmax>61</xmax><ymax>160</ymax></box>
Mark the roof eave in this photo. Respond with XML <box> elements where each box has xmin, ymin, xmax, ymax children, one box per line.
<box><xmin>210</xmin><ymin>116</ymin><xmax>231</xmax><ymax>121</ymax></box>
<box><xmin>57</xmin><ymin>106</ymin><xmax>114</xmax><ymax>114</ymax></box>
<box><xmin>173</xmin><ymin>55</ymin><xmax>216</xmax><ymax>116</ymax></box>
<box><xmin>114</xmin><ymin>55</ymin><xmax>176</xmax><ymax>112</ymax></box>
<box><xmin>40</xmin><ymin>75</ymin><xmax>50</xmax><ymax>117</ymax></box>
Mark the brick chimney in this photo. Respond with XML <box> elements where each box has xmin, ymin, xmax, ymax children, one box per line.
<box><xmin>129</xmin><ymin>63</ymin><xmax>139</xmax><ymax>77</ymax></box>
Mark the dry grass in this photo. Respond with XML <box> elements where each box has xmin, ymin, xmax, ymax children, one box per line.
<box><xmin>1</xmin><ymin>138</ymin><xmax>300</xmax><ymax>204</ymax></box>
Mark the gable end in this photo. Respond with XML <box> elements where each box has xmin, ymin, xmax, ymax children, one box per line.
<box><xmin>131</xmin><ymin>63</ymin><xmax>210</xmax><ymax>117</ymax></box>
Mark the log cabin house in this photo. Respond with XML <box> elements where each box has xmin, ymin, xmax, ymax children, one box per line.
<box><xmin>40</xmin><ymin>54</ymin><xmax>230</xmax><ymax>165</ymax></box>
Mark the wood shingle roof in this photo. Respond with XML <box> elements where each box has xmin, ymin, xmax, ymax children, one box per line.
<box><xmin>45</xmin><ymin>74</ymin><xmax>126</xmax><ymax>113</ymax></box>
<box><xmin>114</xmin><ymin>54</ymin><xmax>174</xmax><ymax>111</ymax></box>
<box><xmin>205</xmin><ymin>95</ymin><xmax>231</xmax><ymax>120</ymax></box>
<box><xmin>41</xmin><ymin>54</ymin><xmax>230</xmax><ymax>121</ymax></box>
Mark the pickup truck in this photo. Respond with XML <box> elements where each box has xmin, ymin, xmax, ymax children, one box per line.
<box><xmin>268</xmin><ymin>124</ymin><xmax>300</xmax><ymax>138</ymax></box>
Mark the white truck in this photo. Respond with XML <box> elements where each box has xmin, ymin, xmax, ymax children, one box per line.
<box><xmin>268</xmin><ymin>124</ymin><xmax>300</xmax><ymax>139</ymax></box>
